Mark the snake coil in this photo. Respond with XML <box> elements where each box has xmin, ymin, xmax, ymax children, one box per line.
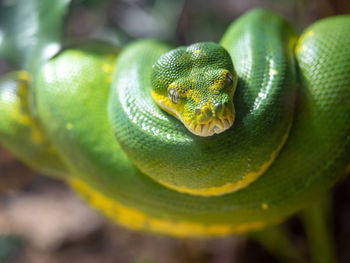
<box><xmin>0</xmin><ymin>9</ymin><xmax>349</xmax><ymax>237</ymax></box>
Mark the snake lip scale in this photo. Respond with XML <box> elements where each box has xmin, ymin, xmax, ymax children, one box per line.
<box><xmin>154</xmin><ymin>95</ymin><xmax>235</xmax><ymax>137</ymax></box>
<box><xmin>185</xmin><ymin>116</ymin><xmax>234</xmax><ymax>136</ymax></box>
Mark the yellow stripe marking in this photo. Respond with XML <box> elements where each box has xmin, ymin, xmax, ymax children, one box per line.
<box><xmin>295</xmin><ymin>30</ymin><xmax>314</xmax><ymax>55</ymax></box>
<box><xmin>18</xmin><ymin>71</ymin><xmax>31</xmax><ymax>82</ymax></box>
<box><xmin>157</xmin><ymin>122</ymin><xmax>292</xmax><ymax>196</ymax></box>
<box><xmin>69</xmin><ymin>178</ymin><xmax>273</xmax><ymax>237</ymax></box>
<box><xmin>9</xmin><ymin>75</ymin><xmax>45</xmax><ymax>144</ymax></box>
<box><xmin>66</xmin><ymin>123</ymin><xmax>73</xmax><ymax>130</ymax></box>
<box><xmin>102</xmin><ymin>63</ymin><xmax>114</xmax><ymax>73</ymax></box>
<box><xmin>261</xmin><ymin>203</ymin><xmax>269</xmax><ymax>210</ymax></box>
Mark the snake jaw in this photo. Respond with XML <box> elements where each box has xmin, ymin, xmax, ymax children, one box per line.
<box><xmin>185</xmin><ymin>115</ymin><xmax>234</xmax><ymax>137</ymax></box>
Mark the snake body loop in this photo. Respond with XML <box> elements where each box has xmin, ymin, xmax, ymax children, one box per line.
<box><xmin>0</xmin><ymin>9</ymin><xmax>349</xmax><ymax>237</ymax></box>
<box><xmin>109</xmin><ymin>10</ymin><xmax>297</xmax><ymax>195</ymax></box>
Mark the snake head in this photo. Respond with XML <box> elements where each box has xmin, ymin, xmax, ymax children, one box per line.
<box><xmin>151</xmin><ymin>42</ymin><xmax>237</xmax><ymax>136</ymax></box>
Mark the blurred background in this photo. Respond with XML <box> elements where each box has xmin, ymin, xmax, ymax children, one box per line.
<box><xmin>0</xmin><ymin>0</ymin><xmax>350</xmax><ymax>262</ymax></box>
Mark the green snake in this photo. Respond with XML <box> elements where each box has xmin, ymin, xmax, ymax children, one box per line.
<box><xmin>0</xmin><ymin>9</ymin><xmax>349</xmax><ymax>237</ymax></box>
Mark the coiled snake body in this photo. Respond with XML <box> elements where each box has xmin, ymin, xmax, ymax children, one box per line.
<box><xmin>0</xmin><ymin>9</ymin><xmax>349</xmax><ymax>237</ymax></box>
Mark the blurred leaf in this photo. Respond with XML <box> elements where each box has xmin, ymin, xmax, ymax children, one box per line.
<box><xmin>0</xmin><ymin>0</ymin><xmax>71</xmax><ymax>72</ymax></box>
<box><xmin>71</xmin><ymin>0</ymin><xmax>108</xmax><ymax>8</ymax></box>
<box><xmin>0</xmin><ymin>236</ymin><xmax>22</xmax><ymax>262</ymax></box>
<box><xmin>91</xmin><ymin>27</ymin><xmax>133</xmax><ymax>46</ymax></box>
<box><xmin>112</xmin><ymin>0</ymin><xmax>185</xmax><ymax>41</ymax></box>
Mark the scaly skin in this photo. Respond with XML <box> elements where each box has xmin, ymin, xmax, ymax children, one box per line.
<box><xmin>151</xmin><ymin>42</ymin><xmax>237</xmax><ymax>137</ymax></box>
<box><xmin>0</xmin><ymin>71</ymin><xmax>67</xmax><ymax>178</ymax></box>
<box><xmin>0</xmin><ymin>9</ymin><xmax>349</xmax><ymax>237</ymax></box>
<box><xmin>109</xmin><ymin>10</ymin><xmax>297</xmax><ymax>195</ymax></box>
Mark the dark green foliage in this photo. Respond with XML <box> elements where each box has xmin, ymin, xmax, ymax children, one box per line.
<box><xmin>0</xmin><ymin>236</ymin><xmax>22</xmax><ymax>263</ymax></box>
<box><xmin>0</xmin><ymin>0</ymin><xmax>71</xmax><ymax>71</ymax></box>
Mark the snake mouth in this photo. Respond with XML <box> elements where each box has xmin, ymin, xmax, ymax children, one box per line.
<box><xmin>185</xmin><ymin>116</ymin><xmax>234</xmax><ymax>137</ymax></box>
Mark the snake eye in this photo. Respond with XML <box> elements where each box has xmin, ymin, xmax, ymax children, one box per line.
<box><xmin>168</xmin><ymin>88</ymin><xmax>179</xmax><ymax>104</ymax></box>
<box><xmin>226</xmin><ymin>73</ymin><xmax>234</xmax><ymax>87</ymax></box>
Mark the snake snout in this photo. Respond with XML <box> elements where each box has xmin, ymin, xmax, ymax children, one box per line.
<box><xmin>197</xmin><ymin>102</ymin><xmax>225</xmax><ymax>120</ymax></box>
<box><xmin>187</xmin><ymin>103</ymin><xmax>234</xmax><ymax>137</ymax></box>
<box><xmin>195</xmin><ymin>106</ymin><xmax>213</xmax><ymax>120</ymax></box>
<box><xmin>214</xmin><ymin>102</ymin><xmax>224</xmax><ymax>116</ymax></box>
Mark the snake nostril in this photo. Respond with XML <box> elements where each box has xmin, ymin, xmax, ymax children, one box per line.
<box><xmin>195</xmin><ymin>109</ymin><xmax>202</xmax><ymax>115</ymax></box>
<box><xmin>214</xmin><ymin>103</ymin><xmax>223</xmax><ymax>115</ymax></box>
<box><xmin>204</xmin><ymin>107</ymin><xmax>212</xmax><ymax>117</ymax></box>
